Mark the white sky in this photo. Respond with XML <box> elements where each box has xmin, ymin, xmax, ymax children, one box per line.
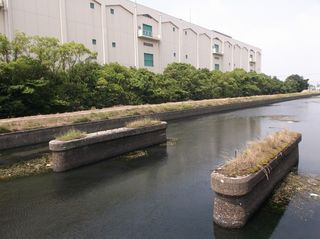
<box><xmin>137</xmin><ymin>0</ymin><xmax>320</xmax><ymax>85</ymax></box>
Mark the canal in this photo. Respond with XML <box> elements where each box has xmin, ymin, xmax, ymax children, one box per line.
<box><xmin>1</xmin><ymin>97</ymin><xmax>320</xmax><ymax>239</ymax></box>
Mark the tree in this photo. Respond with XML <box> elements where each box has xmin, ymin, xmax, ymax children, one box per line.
<box><xmin>285</xmin><ymin>74</ymin><xmax>309</xmax><ymax>92</ymax></box>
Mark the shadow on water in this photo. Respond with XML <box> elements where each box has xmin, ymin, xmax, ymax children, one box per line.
<box><xmin>50</xmin><ymin>145</ymin><xmax>168</xmax><ymax>200</ymax></box>
<box><xmin>0</xmin><ymin>143</ymin><xmax>48</xmax><ymax>166</ymax></box>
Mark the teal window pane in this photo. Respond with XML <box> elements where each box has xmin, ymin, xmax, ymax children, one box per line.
<box><xmin>214</xmin><ymin>64</ymin><xmax>220</xmax><ymax>70</ymax></box>
<box><xmin>143</xmin><ymin>24</ymin><xmax>153</xmax><ymax>37</ymax></box>
<box><xmin>144</xmin><ymin>53</ymin><xmax>154</xmax><ymax>67</ymax></box>
<box><xmin>214</xmin><ymin>44</ymin><xmax>219</xmax><ymax>52</ymax></box>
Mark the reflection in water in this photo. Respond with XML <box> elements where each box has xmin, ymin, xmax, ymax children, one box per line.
<box><xmin>213</xmin><ymin>204</ymin><xmax>286</xmax><ymax>239</ymax></box>
<box><xmin>52</xmin><ymin>145</ymin><xmax>168</xmax><ymax>200</ymax></box>
<box><xmin>0</xmin><ymin>143</ymin><xmax>48</xmax><ymax>166</ymax></box>
<box><xmin>1</xmin><ymin>97</ymin><xmax>320</xmax><ymax>239</ymax></box>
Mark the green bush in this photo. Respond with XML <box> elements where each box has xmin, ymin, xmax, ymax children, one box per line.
<box><xmin>0</xmin><ymin>33</ymin><xmax>309</xmax><ymax>118</ymax></box>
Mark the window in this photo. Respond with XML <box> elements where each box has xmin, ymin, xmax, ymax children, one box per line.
<box><xmin>92</xmin><ymin>39</ymin><xmax>97</xmax><ymax>45</ymax></box>
<box><xmin>112</xmin><ymin>42</ymin><xmax>116</xmax><ymax>48</ymax></box>
<box><xmin>110</xmin><ymin>8</ymin><xmax>114</xmax><ymax>14</ymax></box>
<box><xmin>173</xmin><ymin>27</ymin><xmax>176</xmax><ymax>32</ymax></box>
<box><xmin>173</xmin><ymin>52</ymin><xmax>176</xmax><ymax>57</ymax></box>
<box><xmin>213</xmin><ymin>44</ymin><xmax>219</xmax><ymax>53</ymax></box>
<box><xmin>143</xmin><ymin>42</ymin><xmax>153</xmax><ymax>47</ymax></box>
<box><xmin>214</xmin><ymin>64</ymin><xmax>220</xmax><ymax>70</ymax></box>
<box><xmin>214</xmin><ymin>56</ymin><xmax>219</xmax><ymax>60</ymax></box>
<box><xmin>90</xmin><ymin>2</ymin><xmax>94</xmax><ymax>9</ymax></box>
<box><xmin>144</xmin><ymin>53</ymin><xmax>154</xmax><ymax>67</ymax></box>
<box><xmin>143</xmin><ymin>24</ymin><xmax>152</xmax><ymax>37</ymax></box>
<box><xmin>185</xmin><ymin>31</ymin><xmax>187</xmax><ymax>35</ymax></box>
<box><xmin>185</xmin><ymin>54</ymin><xmax>188</xmax><ymax>59</ymax></box>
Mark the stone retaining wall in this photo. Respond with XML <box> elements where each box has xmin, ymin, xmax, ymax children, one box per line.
<box><xmin>211</xmin><ymin>135</ymin><xmax>302</xmax><ymax>228</ymax></box>
<box><xmin>0</xmin><ymin>94</ymin><xmax>316</xmax><ymax>150</ymax></box>
<box><xmin>49</xmin><ymin>122</ymin><xmax>167</xmax><ymax>172</ymax></box>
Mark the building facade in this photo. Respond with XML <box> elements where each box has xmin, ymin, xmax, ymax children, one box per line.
<box><xmin>0</xmin><ymin>0</ymin><xmax>262</xmax><ymax>73</ymax></box>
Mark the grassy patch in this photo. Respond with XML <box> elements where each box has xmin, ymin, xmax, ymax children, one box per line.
<box><xmin>56</xmin><ymin>129</ymin><xmax>86</xmax><ymax>141</ymax></box>
<box><xmin>0</xmin><ymin>125</ymin><xmax>11</xmax><ymax>134</ymax></box>
<box><xmin>217</xmin><ymin>130</ymin><xmax>300</xmax><ymax>177</ymax></box>
<box><xmin>125</xmin><ymin>118</ymin><xmax>161</xmax><ymax>128</ymax></box>
<box><xmin>72</xmin><ymin>117</ymin><xmax>91</xmax><ymax>123</ymax></box>
<box><xmin>0</xmin><ymin>155</ymin><xmax>52</xmax><ymax>181</ymax></box>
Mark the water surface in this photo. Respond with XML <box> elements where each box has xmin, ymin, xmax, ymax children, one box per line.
<box><xmin>1</xmin><ymin>97</ymin><xmax>320</xmax><ymax>239</ymax></box>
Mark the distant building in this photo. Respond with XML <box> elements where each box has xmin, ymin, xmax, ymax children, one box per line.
<box><xmin>0</xmin><ymin>0</ymin><xmax>262</xmax><ymax>73</ymax></box>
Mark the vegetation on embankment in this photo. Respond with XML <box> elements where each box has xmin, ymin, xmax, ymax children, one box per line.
<box><xmin>217</xmin><ymin>130</ymin><xmax>301</xmax><ymax>177</ymax></box>
<box><xmin>0</xmin><ymin>92</ymin><xmax>317</xmax><ymax>133</ymax></box>
<box><xmin>0</xmin><ymin>33</ymin><xmax>310</xmax><ymax>119</ymax></box>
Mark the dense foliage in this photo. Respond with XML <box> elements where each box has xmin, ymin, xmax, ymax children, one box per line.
<box><xmin>0</xmin><ymin>33</ymin><xmax>309</xmax><ymax>118</ymax></box>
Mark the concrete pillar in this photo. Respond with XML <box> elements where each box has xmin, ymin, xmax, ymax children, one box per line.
<box><xmin>133</xmin><ymin>2</ymin><xmax>139</xmax><ymax>68</ymax></box>
<box><xmin>210</xmin><ymin>37</ymin><xmax>213</xmax><ymax>71</ymax></box>
<box><xmin>4</xmin><ymin>0</ymin><xmax>13</xmax><ymax>40</ymax></box>
<box><xmin>59</xmin><ymin>0</ymin><xmax>67</xmax><ymax>43</ymax></box>
<box><xmin>196</xmin><ymin>33</ymin><xmax>199</xmax><ymax>68</ymax></box>
<box><xmin>100</xmin><ymin>3</ymin><xmax>107</xmax><ymax>64</ymax></box>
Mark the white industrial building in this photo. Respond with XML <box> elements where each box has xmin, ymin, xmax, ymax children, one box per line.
<box><xmin>0</xmin><ymin>0</ymin><xmax>262</xmax><ymax>73</ymax></box>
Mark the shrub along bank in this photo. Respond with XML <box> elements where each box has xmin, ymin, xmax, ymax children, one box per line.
<box><xmin>0</xmin><ymin>33</ymin><xmax>309</xmax><ymax>118</ymax></box>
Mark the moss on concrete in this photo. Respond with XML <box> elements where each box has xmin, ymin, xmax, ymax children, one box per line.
<box><xmin>0</xmin><ymin>154</ymin><xmax>52</xmax><ymax>181</ymax></box>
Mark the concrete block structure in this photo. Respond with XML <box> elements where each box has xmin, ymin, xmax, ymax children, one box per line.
<box><xmin>0</xmin><ymin>0</ymin><xmax>261</xmax><ymax>73</ymax></box>
<box><xmin>211</xmin><ymin>134</ymin><xmax>301</xmax><ymax>228</ymax></box>
<box><xmin>49</xmin><ymin>122</ymin><xmax>167</xmax><ymax>172</ymax></box>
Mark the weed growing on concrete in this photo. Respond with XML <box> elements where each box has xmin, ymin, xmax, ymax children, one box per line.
<box><xmin>217</xmin><ymin>130</ymin><xmax>300</xmax><ymax>177</ymax></box>
<box><xmin>125</xmin><ymin>118</ymin><xmax>161</xmax><ymax>128</ymax></box>
<box><xmin>56</xmin><ymin>129</ymin><xmax>86</xmax><ymax>141</ymax></box>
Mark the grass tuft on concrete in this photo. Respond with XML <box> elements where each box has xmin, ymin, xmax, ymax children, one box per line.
<box><xmin>125</xmin><ymin>118</ymin><xmax>161</xmax><ymax>128</ymax></box>
<box><xmin>217</xmin><ymin>130</ymin><xmax>300</xmax><ymax>177</ymax></box>
<box><xmin>56</xmin><ymin>129</ymin><xmax>86</xmax><ymax>141</ymax></box>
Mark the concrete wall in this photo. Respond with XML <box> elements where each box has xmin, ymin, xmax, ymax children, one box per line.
<box><xmin>10</xmin><ymin>0</ymin><xmax>61</xmax><ymax>39</ymax></box>
<box><xmin>241</xmin><ymin>47</ymin><xmax>249</xmax><ymax>71</ymax></box>
<box><xmin>181</xmin><ymin>28</ymin><xmax>197</xmax><ymax>66</ymax></box>
<box><xmin>0</xmin><ymin>8</ymin><xmax>5</xmax><ymax>34</ymax></box>
<box><xmin>223</xmin><ymin>41</ymin><xmax>233</xmax><ymax>72</ymax></box>
<box><xmin>249</xmin><ymin>49</ymin><xmax>256</xmax><ymax>71</ymax></box>
<box><xmin>233</xmin><ymin>44</ymin><xmax>241</xmax><ymax>69</ymax></box>
<box><xmin>106</xmin><ymin>5</ymin><xmax>135</xmax><ymax>67</ymax></box>
<box><xmin>199</xmin><ymin>34</ymin><xmax>211</xmax><ymax>69</ymax></box>
<box><xmin>160</xmin><ymin>21</ymin><xmax>179</xmax><ymax>71</ymax></box>
<box><xmin>256</xmin><ymin>51</ymin><xmax>262</xmax><ymax>72</ymax></box>
<box><xmin>65</xmin><ymin>0</ymin><xmax>103</xmax><ymax>62</ymax></box>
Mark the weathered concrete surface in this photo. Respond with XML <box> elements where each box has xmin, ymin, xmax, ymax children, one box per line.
<box><xmin>49</xmin><ymin>123</ymin><xmax>167</xmax><ymax>172</ymax></box>
<box><xmin>211</xmin><ymin>135</ymin><xmax>301</xmax><ymax>228</ymax></box>
<box><xmin>0</xmin><ymin>94</ymin><xmax>316</xmax><ymax>150</ymax></box>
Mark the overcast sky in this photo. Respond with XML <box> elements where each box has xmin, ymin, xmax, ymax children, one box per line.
<box><xmin>137</xmin><ymin>0</ymin><xmax>320</xmax><ymax>85</ymax></box>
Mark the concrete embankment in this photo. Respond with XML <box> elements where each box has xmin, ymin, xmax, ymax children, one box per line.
<box><xmin>49</xmin><ymin>122</ymin><xmax>167</xmax><ymax>172</ymax></box>
<box><xmin>211</xmin><ymin>134</ymin><xmax>301</xmax><ymax>228</ymax></box>
<box><xmin>0</xmin><ymin>93</ymin><xmax>318</xmax><ymax>150</ymax></box>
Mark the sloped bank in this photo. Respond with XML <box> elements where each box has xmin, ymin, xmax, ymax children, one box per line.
<box><xmin>1</xmin><ymin>93</ymin><xmax>317</xmax><ymax>150</ymax></box>
<box><xmin>211</xmin><ymin>130</ymin><xmax>302</xmax><ymax>228</ymax></box>
<box><xmin>49</xmin><ymin>121</ymin><xmax>167</xmax><ymax>172</ymax></box>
